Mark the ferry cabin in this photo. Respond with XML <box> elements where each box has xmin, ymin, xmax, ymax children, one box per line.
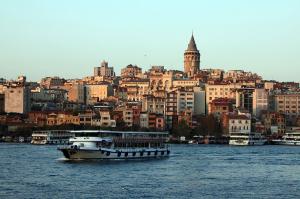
<box><xmin>31</xmin><ymin>130</ymin><xmax>74</xmax><ymax>145</ymax></box>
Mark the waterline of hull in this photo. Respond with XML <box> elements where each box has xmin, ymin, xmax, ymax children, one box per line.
<box><xmin>229</xmin><ymin>140</ymin><xmax>266</xmax><ymax>146</ymax></box>
<box><xmin>59</xmin><ymin>149</ymin><xmax>170</xmax><ymax>160</ymax></box>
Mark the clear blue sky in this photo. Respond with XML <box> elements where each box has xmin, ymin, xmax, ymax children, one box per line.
<box><xmin>0</xmin><ymin>0</ymin><xmax>299</xmax><ymax>82</ymax></box>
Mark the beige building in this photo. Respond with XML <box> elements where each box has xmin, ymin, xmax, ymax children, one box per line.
<box><xmin>274</xmin><ymin>93</ymin><xmax>300</xmax><ymax>123</ymax></box>
<box><xmin>40</xmin><ymin>77</ymin><xmax>65</xmax><ymax>89</ymax></box>
<box><xmin>120</xmin><ymin>79</ymin><xmax>149</xmax><ymax>101</ymax></box>
<box><xmin>149</xmin><ymin>70</ymin><xmax>173</xmax><ymax>91</ymax></box>
<box><xmin>121</xmin><ymin>64</ymin><xmax>143</xmax><ymax>78</ymax></box>
<box><xmin>176</xmin><ymin>88</ymin><xmax>195</xmax><ymax>115</ymax></box>
<box><xmin>64</xmin><ymin>82</ymin><xmax>85</xmax><ymax>103</ymax></box>
<box><xmin>228</xmin><ymin>115</ymin><xmax>251</xmax><ymax>135</ymax></box>
<box><xmin>5</xmin><ymin>86</ymin><xmax>30</xmax><ymax>114</ymax></box>
<box><xmin>47</xmin><ymin>113</ymin><xmax>80</xmax><ymax>126</ymax></box>
<box><xmin>173</xmin><ymin>79</ymin><xmax>199</xmax><ymax>89</ymax></box>
<box><xmin>223</xmin><ymin>70</ymin><xmax>262</xmax><ymax>82</ymax></box>
<box><xmin>142</xmin><ymin>95</ymin><xmax>165</xmax><ymax>115</ymax></box>
<box><xmin>99</xmin><ymin>109</ymin><xmax>116</xmax><ymax>127</ymax></box>
<box><xmin>86</xmin><ymin>83</ymin><xmax>113</xmax><ymax>105</ymax></box>
<box><xmin>205</xmin><ymin>84</ymin><xmax>241</xmax><ymax>113</ymax></box>
<box><xmin>252</xmin><ymin>88</ymin><xmax>269</xmax><ymax>117</ymax></box>
<box><xmin>78</xmin><ymin>112</ymin><xmax>94</xmax><ymax>126</ymax></box>
<box><xmin>123</xmin><ymin>108</ymin><xmax>133</xmax><ymax>127</ymax></box>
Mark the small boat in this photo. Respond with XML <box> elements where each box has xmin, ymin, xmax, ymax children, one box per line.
<box><xmin>57</xmin><ymin>130</ymin><xmax>170</xmax><ymax>160</ymax></box>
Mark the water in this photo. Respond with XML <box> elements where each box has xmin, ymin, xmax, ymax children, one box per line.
<box><xmin>0</xmin><ymin>143</ymin><xmax>299</xmax><ymax>199</ymax></box>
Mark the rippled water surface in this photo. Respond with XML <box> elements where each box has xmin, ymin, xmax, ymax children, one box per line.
<box><xmin>0</xmin><ymin>143</ymin><xmax>300</xmax><ymax>199</ymax></box>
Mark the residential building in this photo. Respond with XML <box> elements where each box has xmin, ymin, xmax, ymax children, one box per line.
<box><xmin>123</xmin><ymin>108</ymin><xmax>133</xmax><ymax>127</ymax></box>
<box><xmin>205</xmin><ymin>83</ymin><xmax>241</xmax><ymax>114</ymax></box>
<box><xmin>64</xmin><ymin>82</ymin><xmax>85</xmax><ymax>103</ymax></box>
<box><xmin>209</xmin><ymin>98</ymin><xmax>234</xmax><ymax>117</ymax></box>
<box><xmin>156</xmin><ymin>115</ymin><xmax>165</xmax><ymax>131</ymax></box>
<box><xmin>172</xmin><ymin>79</ymin><xmax>199</xmax><ymax>88</ymax></box>
<box><xmin>140</xmin><ymin>112</ymin><xmax>149</xmax><ymax>129</ymax></box>
<box><xmin>46</xmin><ymin>112</ymin><xmax>80</xmax><ymax>126</ymax></box>
<box><xmin>40</xmin><ymin>77</ymin><xmax>65</xmax><ymax>89</ymax></box>
<box><xmin>120</xmin><ymin>79</ymin><xmax>149</xmax><ymax>101</ymax></box>
<box><xmin>165</xmin><ymin>90</ymin><xmax>178</xmax><ymax>129</ymax></box>
<box><xmin>121</xmin><ymin>64</ymin><xmax>143</xmax><ymax>78</ymax></box>
<box><xmin>177</xmin><ymin>88</ymin><xmax>194</xmax><ymax>114</ymax></box>
<box><xmin>253</xmin><ymin>88</ymin><xmax>269</xmax><ymax>118</ymax></box>
<box><xmin>28</xmin><ymin>111</ymin><xmax>48</xmax><ymax>126</ymax></box>
<box><xmin>193</xmin><ymin>86</ymin><xmax>206</xmax><ymax>115</ymax></box>
<box><xmin>78</xmin><ymin>111</ymin><xmax>94</xmax><ymax>126</ymax></box>
<box><xmin>273</xmin><ymin>93</ymin><xmax>300</xmax><ymax>124</ymax></box>
<box><xmin>142</xmin><ymin>94</ymin><xmax>165</xmax><ymax>114</ymax></box>
<box><xmin>86</xmin><ymin>83</ymin><xmax>113</xmax><ymax>105</ymax></box>
<box><xmin>4</xmin><ymin>86</ymin><xmax>30</xmax><ymax>114</ymax></box>
<box><xmin>222</xmin><ymin>113</ymin><xmax>251</xmax><ymax>136</ymax></box>
<box><xmin>0</xmin><ymin>94</ymin><xmax>4</xmax><ymax>113</ymax></box>
<box><xmin>99</xmin><ymin>109</ymin><xmax>116</xmax><ymax>127</ymax></box>
<box><xmin>261</xmin><ymin>111</ymin><xmax>286</xmax><ymax>135</ymax></box>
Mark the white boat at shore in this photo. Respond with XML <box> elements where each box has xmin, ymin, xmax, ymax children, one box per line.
<box><xmin>57</xmin><ymin>130</ymin><xmax>170</xmax><ymax>160</ymax></box>
<box><xmin>31</xmin><ymin>130</ymin><xmax>74</xmax><ymax>145</ymax></box>
<box><xmin>272</xmin><ymin>131</ymin><xmax>300</xmax><ymax>146</ymax></box>
<box><xmin>229</xmin><ymin>132</ymin><xmax>266</xmax><ymax>146</ymax></box>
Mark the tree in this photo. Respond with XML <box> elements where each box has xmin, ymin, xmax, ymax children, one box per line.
<box><xmin>171</xmin><ymin>119</ymin><xmax>192</xmax><ymax>138</ymax></box>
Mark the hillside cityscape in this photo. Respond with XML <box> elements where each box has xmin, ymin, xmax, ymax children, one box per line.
<box><xmin>0</xmin><ymin>34</ymin><xmax>299</xmax><ymax>143</ymax></box>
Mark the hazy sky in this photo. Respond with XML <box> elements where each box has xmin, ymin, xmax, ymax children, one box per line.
<box><xmin>0</xmin><ymin>0</ymin><xmax>299</xmax><ymax>82</ymax></box>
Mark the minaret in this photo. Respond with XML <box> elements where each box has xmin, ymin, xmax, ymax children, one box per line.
<box><xmin>184</xmin><ymin>34</ymin><xmax>200</xmax><ymax>77</ymax></box>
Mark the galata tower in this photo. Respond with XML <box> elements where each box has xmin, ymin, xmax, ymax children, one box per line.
<box><xmin>184</xmin><ymin>34</ymin><xmax>200</xmax><ymax>77</ymax></box>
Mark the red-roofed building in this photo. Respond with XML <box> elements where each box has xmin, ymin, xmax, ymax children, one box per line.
<box><xmin>209</xmin><ymin>98</ymin><xmax>234</xmax><ymax>116</ymax></box>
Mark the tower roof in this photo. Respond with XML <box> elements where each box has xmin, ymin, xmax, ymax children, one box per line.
<box><xmin>186</xmin><ymin>34</ymin><xmax>198</xmax><ymax>51</ymax></box>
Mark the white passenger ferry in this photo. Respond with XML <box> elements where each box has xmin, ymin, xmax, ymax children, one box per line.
<box><xmin>57</xmin><ymin>130</ymin><xmax>170</xmax><ymax>160</ymax></box>
<box><xmin>272</xmin><ymin>131</ymin><xmax>300</xmax><ymax>146</ymax></box>
<box><xmin>229</xmin><ymin>132</ymin><xmax>266</xmax><ymax>146</ymax></box>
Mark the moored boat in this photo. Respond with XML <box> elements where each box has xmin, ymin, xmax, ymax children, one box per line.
<box><xmin>57</xmin><ymin>130</ymin><xmax>170</xmax><ymax>160</ymax></box>
<box><xmin>31</xmin><ymin>130</ymin><xmax>73</xmax><ymax>145</ymax></box>
<box><xmin>229</xmin><ymin>132</ymin><xmax>266</xmax><ymax>146</ymax></box>
<box><xmin>272</xmin><ymin>131</ymin><xmax>300</xmax><ymax>146</ymax></box>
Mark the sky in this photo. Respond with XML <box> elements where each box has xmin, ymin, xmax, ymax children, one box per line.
<box><xmin>0</xmin><ymin>0</ymin><xmax>299</xmax><ymax>82</ymax></box>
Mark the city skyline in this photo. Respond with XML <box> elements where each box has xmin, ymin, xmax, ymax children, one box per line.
<box><xmin>1</xmin><ymin>0</ymin><xmax>300</xmax><ymax>82</ymax></box>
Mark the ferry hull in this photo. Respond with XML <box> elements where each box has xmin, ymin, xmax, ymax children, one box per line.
<box><xmin>229</xmin><ymin>140</ymin><xmax>266</xmax><ymax>146</ymax></box>
<box><xmin>272</xmin><ymin>140</ymin><xmax>300</xmax><ymax>146</ymax></box>
<box><xmin>59</xmin><ymin>148</ymin><xmax>170</xmax><ymax>160</ymax></box>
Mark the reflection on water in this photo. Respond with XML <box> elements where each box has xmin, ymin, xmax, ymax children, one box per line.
<box><xmin>0</xmin><ymin>143</ymin><xmax>300</xmax><ymax>199</ymax></box>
